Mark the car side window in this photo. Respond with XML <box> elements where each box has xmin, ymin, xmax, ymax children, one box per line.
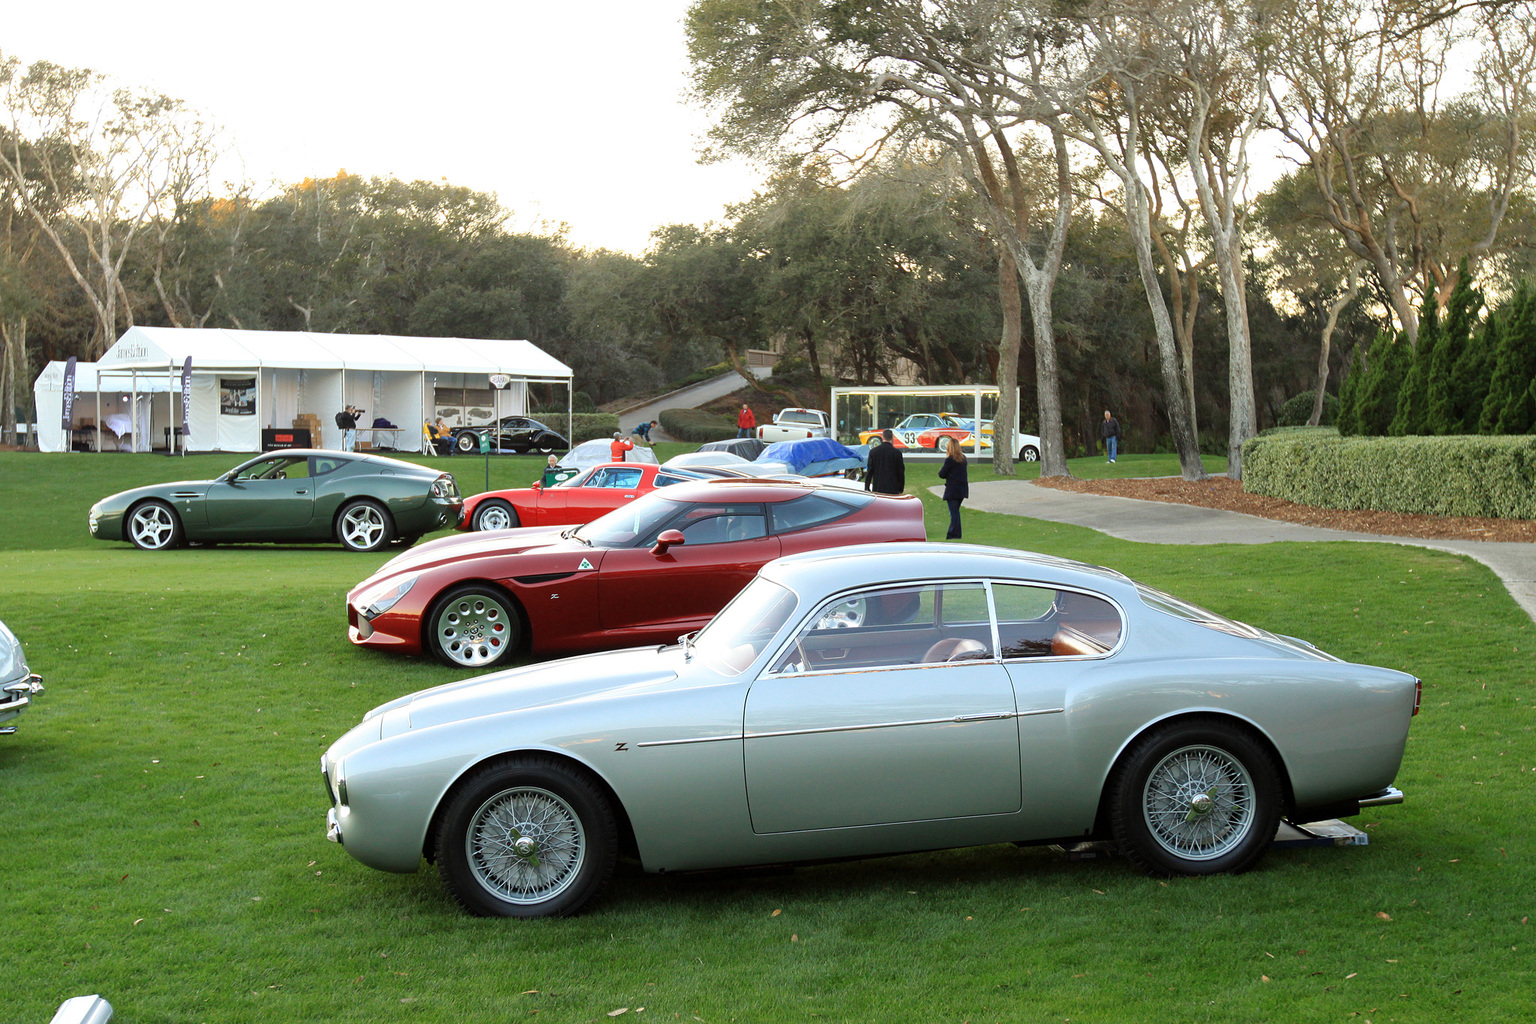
<box><xmin>678</xmin><ymin>509</ymin><xmax>768</xmax><ymax>545</ymax></box>
<box><xmin>654</xmin><ymin>472</ymin><xmax>690</xmax><ymax>487</ymax></box>
<box><xmin>768</xmin><ymin>494</ymin><xmax>855</xmax><ymax>533</ymax></box>
<box><xmin>311</xmin><ymin>458</ymin><xmax>342</xmax><ymax>476</ymax></box>
<box><xmin>235</xmin><ymin>456</ymin><xmax>309</xmax><ymax>481</ymax></box>
<box><xmin>769</xmin><ymin>582</ymin><xmax>992</xmax><ymax>674</ymax></box>
<box><xmin>607</xmin><ymin>468</ymin><xmax>643</xmax><ymax>489</ymax></box>
<box><xmin>993</xmin><ymin>583</ymin><xmax>1121</xmax><ymax>659</ymax></box>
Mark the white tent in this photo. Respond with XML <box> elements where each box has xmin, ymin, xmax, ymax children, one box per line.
<box><xmin>32</xmin><ymin>360</ymin><xmax>179</xmax><ymax>453</ymax></box>
<box><xmin>50</xmin><ymin>327</ymin><xmax>574</xmax><ymax>454</ymax></box>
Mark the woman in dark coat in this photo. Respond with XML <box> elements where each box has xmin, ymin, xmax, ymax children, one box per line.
<box><xmin>937</xmin><ymin>436</ymin><xmax>969</xmax><ymax>540</ymax></box>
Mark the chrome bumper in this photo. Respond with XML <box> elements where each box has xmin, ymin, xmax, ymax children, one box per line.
<box><xmin>0</xmin><ymin>674</ymin><xmax>43</xmax><ymax>733</ymax></box>
<box><xmin>326</xmin><ymin>807</ymin><xmax>343</xmax><ymax>844</ymax></box>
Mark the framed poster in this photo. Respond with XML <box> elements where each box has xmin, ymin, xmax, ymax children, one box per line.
<box><xmin>220</xmin><ymin>377</ymin><xmax>256</xmax><ymax>416</ymax></box>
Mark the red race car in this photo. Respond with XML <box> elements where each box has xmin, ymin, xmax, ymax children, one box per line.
<box><xmin>458</xmin><ymin>462</ymin><xmax>704</xmax><ymax>532</ymax></box>
<box><xmin>347</xmin><ymin>478</ymin><xmax>927</xmax><ymax>668</ymax></box>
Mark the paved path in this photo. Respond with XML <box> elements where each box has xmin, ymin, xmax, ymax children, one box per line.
<box><xmin>616</xmin><ymin>367</ymin><xmax>772</xmax><ymax>442</ymax></box>
<box><xmin>952</xmin><ymin>478</ymin><xmax>1536</xmax><ymax>624</ymax></box>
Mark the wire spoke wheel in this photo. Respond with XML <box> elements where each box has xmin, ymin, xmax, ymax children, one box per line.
<box><xmin>465</xmin><ymin>786</ymin><xmax>586</xmax><ymax>905</ymax></box>
<box><xmin>1110</xmin><ymin>721</ymin><xmax>1280</xmax><ymax>877</ymax></box>
<box><xmin>1141</xmin><ymin>744</ymin><xmax>1255</xmax><ymax>861</ymax></box>
<box><xmin>436</xmin><ymin>759</ymin><xmax>617</xmax><ymax>917</ymax></box>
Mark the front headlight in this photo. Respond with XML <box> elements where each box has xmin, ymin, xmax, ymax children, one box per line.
<box><xmin>355</xmin><ymin>576</ymin><xmax>417</xmax><ymax>620</ymax></box>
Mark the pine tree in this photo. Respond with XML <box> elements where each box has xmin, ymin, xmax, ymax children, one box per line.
<box><xmin>1426</xmin><ymin>259</ymin><xmax>1483</xmax><ymax>434</ymax></box>
<box><xmin>1356</xmin><ymin>331</ymin><xmax>1411</xmax><ymax>435</ymax></box>
<box><xmin>1336</xmin><ymin>347</ymin><xmax>1363</xmax><ymax>435</ymax></box>
<box><xmin>1458</xmin><ymin>314</ymin><xmax>1498</xmax><ymax>433</ymax></box>
<box><xmin>1482</xmin><ymin>285</ymin><xmax>1536</xmax><ymax>434</ymax></box>
<box><xmin>1390</xmin><ymin>293</ymin><xmax>1438</xmax><ymax>435</ymax></box>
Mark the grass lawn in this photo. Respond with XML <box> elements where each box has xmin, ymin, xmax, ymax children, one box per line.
<box><xmin>3</xmin><ymin>449</ymin><xmax>1532</xmax><ymax>1022</ymax></box>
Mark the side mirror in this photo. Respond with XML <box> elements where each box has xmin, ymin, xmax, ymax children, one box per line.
<box><xmin>650</xmin><ymin>529</ymin><xmax>685</xmax><ymax>556</ymax></box>
<box><xmin>532</xmin><ymin>481</ymin><xmax>543</xmax><ymax>492</ymax></box>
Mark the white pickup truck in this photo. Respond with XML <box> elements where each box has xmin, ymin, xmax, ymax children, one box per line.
<box><xmin>756</xmin><ymin>408</ymin><xmax>832</xmax><ymax>443</ymax></box>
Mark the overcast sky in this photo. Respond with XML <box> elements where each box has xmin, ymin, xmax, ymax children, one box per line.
<box><xmin>5</xmin><ymin>0</ymin><xmax>768</xmax><ymax>254</ymax></box>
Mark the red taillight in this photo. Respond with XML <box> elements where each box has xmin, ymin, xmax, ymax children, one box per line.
<box><xmin>1412</xmin><ymin>679</ymin><xmax>1422</xmax><ymax>716</ymax></box>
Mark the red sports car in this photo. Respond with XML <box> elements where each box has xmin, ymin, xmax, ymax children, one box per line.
<box><xmin>347</xmin><ymin>479</ymin><xmax>927</xmax><ymax>668</ymax></box>
<box><xmin>459</xmin><ymin>462</ymin><xmax>704</xmax><ymax>532</ymax></box>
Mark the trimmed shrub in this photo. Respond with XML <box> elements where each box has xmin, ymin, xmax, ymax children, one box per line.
<box><xmin>526</xmin><ymin>412</ymin><xmax>619</xmax><ymax>446</ymax></box>
<box><xmin>659</xmin><ymin>407</ymin><xmax>738</xmax><ymax>443</ymax></box>
<box><xmin>1275</xmin><ymin>390</ymin><xmax>1339</xmax><ymax>427</ymax></box>
<box><xmin>1243</xmin><ymin>430</ymin><xmax>1536</xmax><ymax>519</ymax></box>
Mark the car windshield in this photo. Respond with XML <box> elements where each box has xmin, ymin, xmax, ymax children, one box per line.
<box><xmin>554</xmin><ymin>466</ymin><xmax>599</xmax><ymax>488</ymax></box>
<box><xmin>572</xmin><ymin>491</ymin><xmax>685</xmax><ymax>548</ymax></box>
<box><xmin>691</xmin><ymin>578</ymin><xmax>800</xmax><ymax>676</ymax></box>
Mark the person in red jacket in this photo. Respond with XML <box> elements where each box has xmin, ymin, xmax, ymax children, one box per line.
<box><xmin>610</xmin><ymin>431</ymin><xmax>634</xmax><ymax>461</ymax></box>
<box><xmin>737</xmin><ymin>404</ymin><xmax>756</xmax><ymax>438</ymax></box>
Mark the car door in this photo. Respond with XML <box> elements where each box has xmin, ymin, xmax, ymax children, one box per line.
<box><xmin>564</xmin><ymin>466</ymin><xmax>647</xmax><ymax>523</ymax></box>
<box><xmin>203</xmin><ymin>455</ymin><xmax>318</xmax><ymax>537</ymax></box>
<box><xmin>742</xmin><ymin>580</ymin><xmax>1021</xmax><ymax>833</ymax></box>
<box><xmin>896</xmin><ymin>414</ymin><xmax>940</xmax><ymax>449</ymax></box>
<box><xmin>596</xmin><ymin>501</ymin><xmax>779</xmax><ymax>637</ymax></box>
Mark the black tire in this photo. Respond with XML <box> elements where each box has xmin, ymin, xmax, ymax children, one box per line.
<box><xmin>336</xmin><ymin>499</ymin><xmax>395</xmax><ymax>552</ymax></box>
<box><xmin>435</xmin><ymin>757</ymin><xmax>617</xmax><ymax>918</ymax></box>
<box><xmin>428</xmin><ymin>585</ymin><xmax>522</xmax><ymax>668</ymax></box>
<box><xmin>535</xmin><ymin>436</ymin><xmax>559</xmax><ymax>454</ymax></box>
<box><xmin>1020</xmin><ymin>445</ymin><xmax>1040</xmax><ymax>462</ymax></box>
<box><xmin>471</xmin><ymin>499</ymin><xmax>519</xmax><ymax>532</ymax></box>
<box><xmin>456</xmin><ymin>431</ymin><xmax>479</xmax><ymax>454</ymax></box>
<box><xmin>1108</xmin><ymin>719</ymin><xmax>1281</xmax><ymax>877</ymax></box>
<box><xmin>127</xmin><ymin>500</ymin><xmax>184</xmax><ymax>550</ymax></box>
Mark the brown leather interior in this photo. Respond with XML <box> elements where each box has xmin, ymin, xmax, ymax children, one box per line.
<box><xmin>1050</xmin><ymin>625</ymin><xmax>1110</xmax><ymax>657</ymax></box>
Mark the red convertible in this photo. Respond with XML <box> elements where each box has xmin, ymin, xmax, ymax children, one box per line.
<box><xmin>459</xmin><ymin>462</ymin><xmax>703</xmax><ymax>532</ymax></box>
<box><xmin>347</xmin><ymin>479</ymin><xmax>927</xmax><ymax>668</ymax></box>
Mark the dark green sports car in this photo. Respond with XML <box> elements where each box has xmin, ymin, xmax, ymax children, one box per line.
<box><xmin>88</xmin><ymin>449</ymin><xmax>463</xmax><ymax>552</ymax></box>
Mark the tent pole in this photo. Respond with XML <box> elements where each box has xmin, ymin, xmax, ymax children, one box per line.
<box><xmin>95</xmin><ymin>388</ymin><xmax>101</xmax><ymax>454</ymax></box>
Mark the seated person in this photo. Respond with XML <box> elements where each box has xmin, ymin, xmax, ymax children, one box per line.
<box><xmin>425</xmin><ymin>418</ymin><xmax>455</xmax><ymax>456</ymax></box>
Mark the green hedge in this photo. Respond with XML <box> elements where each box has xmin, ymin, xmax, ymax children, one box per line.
<box><xmin>659</xmin><ymin>408</ymin><xmax>738</xmax><ymax>444</ymax></box>
<box><xmin>527</xmin><ymin>412</ymin><xmax>620</xmax><ymax>446</ymax></box>
<box><xmin>1243</xmin><ymin>429</ymin><xmax>1536</xmax><ymax>519</ymax></box>
<box><xmin>1275</xmin><ymin>390</ymin><xmax>1339</xmax><ymax>427</ymax></box>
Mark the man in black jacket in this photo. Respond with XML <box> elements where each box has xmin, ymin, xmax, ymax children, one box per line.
<box><xmin>864</xmin><ymin>429</ymin><xmax>906</xmax><ymax>494</ymax></box>
<box><xmin>1100</xmin><ymin>409</ymin><xmax>1120</xmax><ymax>463</ymax></box>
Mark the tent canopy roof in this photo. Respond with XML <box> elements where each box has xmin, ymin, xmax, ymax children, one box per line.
<box><xmin>98</xmin><ymin>327</ymin><xmax>573</xmax><ymax>378</ymax></box>
<box><xmin>35</xmin><ymin>360</ymin><xmax>174</xmax><ymax>392</ymax></box>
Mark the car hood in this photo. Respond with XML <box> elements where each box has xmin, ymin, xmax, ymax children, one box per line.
<box><xmin>96</xmin><ymin>480</ymin><xmax>212</xmax><ymax>508</ymax></box>
<box><xmin>371</xmin><ymin>646</ymin><xmax>684</xmax><ymax>732</ymax></box>
<box><xmin>370</xmin><ymin>525</ymin><xmax>581</xmax><ymax>576</ymax></box>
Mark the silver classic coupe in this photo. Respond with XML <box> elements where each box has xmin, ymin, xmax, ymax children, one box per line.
<box><xmin>321</xmin><ymin>544</ymin><xmax>1418</xmax><ymax>918</ymax></box>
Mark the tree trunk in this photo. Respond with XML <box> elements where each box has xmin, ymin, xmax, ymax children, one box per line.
<box><xmin>1123</xmin><ymin>182</ymin><xmax>1206</xmax><ymax>480</ymax></box>
<box><xmin>1021</xmin><ymin>263</ymin><xmax>1068</xmax><ymax>477</ymax></box>
<box><xmin>1310</xmin><ymin>266</ymin><xmax>1361</xmax><ymax>426</ymax></box>
<box><xmin>993</xmin><ymin>253</ymin><xmax>1022</xmax><ymax>477</ymax></box>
